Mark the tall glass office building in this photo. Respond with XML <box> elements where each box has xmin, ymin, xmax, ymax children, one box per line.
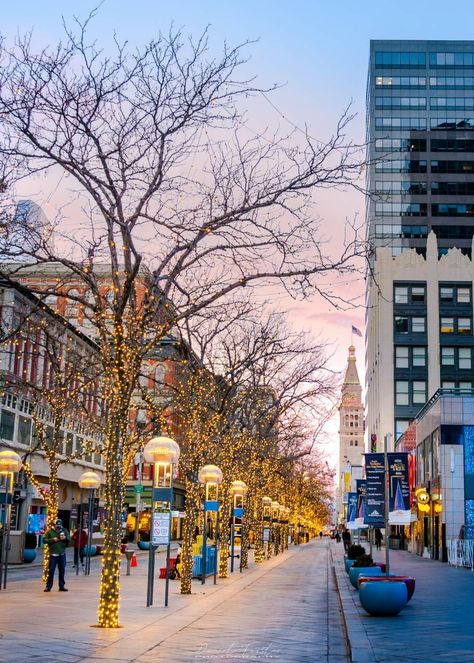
<box><xmin>367</xmin><ymin>40</ymin><xmax>474</xmax><ymax>256</ymax></box>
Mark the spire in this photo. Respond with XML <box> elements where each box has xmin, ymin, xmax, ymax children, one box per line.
<box><xmin>343</xmin><ymin>345</ymin><xmax>361</xmax><ymax>386</ymax></box>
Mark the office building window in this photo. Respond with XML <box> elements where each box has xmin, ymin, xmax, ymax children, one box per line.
<box><xmin>376</xmin><ymin>97</ymin><xmax>426</xmax><ymax>109</ymax></box>
<box><xmin>412</xmin><ymin>317</ymin><xmax>426</xmax><ymax>333</ymax></box>
<box><xmin>395</xmin><ymin>419</ymin><xmax>410</xmax><ymax>440</ymax></box>
<box><xmin>459</xmin><ymin>318</ymin><xmax>472</xmax><ymax>334</ymax></box>
<box><xmin>459</xmin><ymin>348</ymin><xmax>472</xmax><ymax>369</ymax></box>
<box><xmin>429</xmin><ymin>52</ymin><xmax>474</xmax><ymax>67</ymax></box>
<box><xmin>442</xmin><ymin>381</ymin><xmax>456</xmax><ymax>389</ymax></box>
<box><xmin>376</xmin><ymin>52</ymin><xmax>426</xmax><ymax>66</ymax></box>
<box><xmin>431</xmin><ymin>160</ymin><xmax>474</xmax><ymax>173</ymax></box>
<box><xmin>394</xmin><ymin>287</ymin><xmax>408</xmax><ymax>304</ymax></box>
<box><xmin>431</xmin><ymin>97</ymin><xmax>474</xmax><ymax>110</ymax></box>
<box><xmin>395</xmin><ymin>381</ymin><xmax>409</xmax><ymax>405</ymax></box>
<box><xmin>440</xmin><ymin>317</ymin><xmax>455</xmax><ymax>333</ymax></box>
<box><xmin>395</xmin><ymin>346</ymin><xmax>409</xmax><ymax>368</ymax></box>
<box><xmin>395</xmin><ymin>316</ymin><xmax>409</xmax><ymax>333</ymax></box>
<box><xmin>460</xmin><ymin>382</ymin><xmax>473</xmax><ymax>392</ymax></box>
<box><xmin>413</xmin><ymin>347</ymin><xmax>426</xmax><ymax>366</ymax></box>
<box><xmin>458</xmin><ymin>288</ymin><xmax>471</xmax><ymax>303</ymax></box>
<box><xmin>441</xmin><ymin>347</ymin><xmax>455</xmax><ymax>365</ymax></box>
<box><xmin>413</xmin><ymin>381</ymin><xmax>427</xmax><ymax>404</ymax></box>
<box><xmin>430</xmin><ymin>118</ymin><xmax>474</xmax><ymax>131</ymax></box>
<box><xmin>375</xmin><ymin>138</ymin><xmax>426</xmax><ymax>152</ymax></box>
<box><xmin>430</xmin><ymin>77</ymin><xmax>474</xmax><ymax>88</ymax></box>
<box><xmin>440</xmin><ymin>287</ymin><xmax>454</xmax><ymax>302</ymax></box>
<box><xmin>432</xmin><ymin>203</ymin><xmax>474</xmax><ymax>216</ymax></box>
<box><xmin>375</xmin><ymin>117</ymin><xmax>427</xmax><ymax>131</ymax></box>
<box><xmin>376</xmin><ymin>76</ymin><xmax>426</xmax><ymax>88</ymax></box>
<box><xmin>431</xmin><ymin>138</ymin><xmax>474</xmax><ymax>151</ymax></box>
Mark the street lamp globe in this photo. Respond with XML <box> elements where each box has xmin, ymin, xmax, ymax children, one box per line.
<box><xmin>78</xmin><ymin>470</ymin><xmax>101</xmax><ymax>490</ymax></box>
<box><xmin>262</xmin><ymin>496</ymin><xmax>272</xmax><ymax>506</ymax></box>
<box><xmin>0</xmin><ymin>450</ymin><xmax>22</xmax><ymax>474</ymax></box>
<box><xmin>230</xmin><ymin>480</ymin><xmax>247</xmax><ymax>495</ymax></box>
<box><xmin>198</xmin><ymin>464</ymin><xmax>223</xmax><ymax>485</ymax></box>
<box><xmin>271</xmin><ymin>500</ymin><xmax>280</xmax><ymax>510</ymax></box>
<box><xmin>144</xmin><ymin>436</ymin><xmax>180</xmax><ymax>465</ymax></box>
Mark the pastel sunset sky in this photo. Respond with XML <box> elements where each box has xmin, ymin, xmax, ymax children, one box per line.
<box><xmin>4</xmin><ymin>0</ymin><xmax>474</xmax><ymax>468</ymax></box>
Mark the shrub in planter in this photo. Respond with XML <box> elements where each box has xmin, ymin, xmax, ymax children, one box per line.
<box><xmin>347</xmin><ymin>544</ymin><xmax>365</xmax><ymax>560</ymax></box>
<box><xmin>353</xmin><ymin>553</ymin><xmax>374</xmax><ymax>568</ymax></box>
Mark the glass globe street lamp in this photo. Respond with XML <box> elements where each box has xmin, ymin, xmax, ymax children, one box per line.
<box><xmin>198</xmin><ymin>464</ymin><xmax>223</xmax><ymax>585</ymax></box>
<box><xmin>143</xmin><ymin>436</ymin><xmax>180</xmax><ymax>607</ymax></box>
<box><xmin>0</xmin><ymin>450</ymin><xmax>22</xmax><ymax>590</ymax></box>
<box><xmin>78</xmin><ymin>471</ymin><xmax>101</xmax><ymax>576</ymax></box>
<box><xmin>230</xmin><ymin>480</ymin><xmax>247</xmax><ymax>573</ymax></box>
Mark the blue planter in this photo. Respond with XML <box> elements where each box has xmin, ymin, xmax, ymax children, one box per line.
<box><xmin>349</xmin><ymin>565</ymin><xmax>382</xmax><ymax>589</ymax></box>
<box><xmin>345</xmin><ymin>558</ymin><xmax>355</xmax><ymax>574</ymax></box>
<box><xmin>84</xmin><ymin>545</ymin><xmax>97</xmax><ymax>556</ymax></box>
<box><xmin>137</xmin><ymin>541</ymin><xmax>150</xmax><ymax>550</ymax></box>
<box><xmin>22</xmin><ymin>548</ymin><xmax>37</xmax><ymax>563</ymax></box>
<box><xmin>359</xmin><ymin>580</ymin><xmax>408</xmax><ymax>616</ymax></box>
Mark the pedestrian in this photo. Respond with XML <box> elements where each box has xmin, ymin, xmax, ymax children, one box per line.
<box><xmin>375</xmin><ymin>528</ymin><xmax>383</xmax><ymax>551</ymax></box>
<box><xmin>319</xmin><ymin>530</ymin><xmax>323</xmax><ymax>538</ymax></box>
<box><xmin>342</xmin><ymin>528</ymin><xmax>351</xmax><ymax>552</ymax></box>
<box><xmin>44</xmin><ymin>518</ymin><xmax>70</xmax><ymax>592</ymax></box>
<box><xmin>72</xmin><ymin>527</ymin><xmax>88</xmax><ymax>568</ymax></box>
<box><xmin>335</xmin><ymin>531</ymin><xmax>341</xmax><ymax>543</ymax></box>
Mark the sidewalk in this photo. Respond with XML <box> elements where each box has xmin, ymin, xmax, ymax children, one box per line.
<box><xmin>0</xmin><ymin>540</ymin><xmax>345</xmax><ymax>663</ymax></box>
<box><xmin>331</xmin><ymin>541</ymin><xmax>474</xmax><ymax>663</ymax></box>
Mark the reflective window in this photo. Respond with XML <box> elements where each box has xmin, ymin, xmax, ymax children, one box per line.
<box><xmin>413</xmin><ymin>347</ymin><xmax>426</xmax><ymax>367</ymax></box>
<box><xmin>375</xmin><ymin>159</ymin><xmax>427</xmax><ymax>173</ymax></box>
<box><xmin>440</xmin><ymin>287</ymin><xmax>454</xmax><ymax>302</ymax></box>
<box><xmin>430</xmin><ymin>118</ymin><xmax>474</xmax><ymax>130</ymax></box>
<box><xmin>0</xmin><ymin>409</ymin><xmax>15</xmax><ymax>441</ymax></box>
<box><xmin>459</xmin><ymin>348</ymin><xmax>472</xmax><ymax>369</ymax></box>
<box><xmin>375</xmin><ymin>117</ymin><xmax>427</xmax><ymax>130</ymax></box>
<box><xmin>430</xmin><ymin>77</ymin><xmax>474</xmax><ymax>88</ymax></box>
<box><xmin>395</xmin><ymin>346</ymin><xmax>409</xmax><ymax>368</ymax></box>
<box><xmin>441</xmin><ymin>347</ymin><xmax>455</xmax><ymax>365</ymax></box>
<box><xmin>375</xmin><ymin>138</ymin><xmax>426</xmax><ymax>152</ymax></box>
<box><xmin>460</xmin><ymin>382</ymin><xmax>473</xmax><ymax>392</ymax></box>
<box><xmin>394</xmin><ymin>287</ymin><xmax>408</xmax><ymax>304</ymax></box>
<box><xmin>413</xmin><ymin>381</ymin><xmax>427</xmax><ymax>404</ymax></box>
<box><xmin>429</xmin><ymin>52</ymin><xmax>474</xmax><ymax>67</ymax></box>
<box><xmin>376</xmin><ymin>202</ymin><xmax>426</xmax><ymax>216</ymax></box>
<box><xmin>431</xmin><ymin>97</ymin><xmax>474</xmax><ymax>110</ymax></box>
<box><xmin>394</xmin><ymin>316</ymin><xmax>409</xmax><ymax>333</ymax></box>
<box><xmin>396</xmin><ymin>420</ymin><xmax>410</xmax><ymax>439</ymax></box>
<box><xmin>458</xmin><ymin>318</ymin><xmax>472</xmax><ymax>334</ymax></box>
<box><xmin>433</xmin><ymin>204</ymin><xmax>474</xmax><ymax>216</ymax></box>
<box><xmin>458</xmin><ymin>288</ymin><xmax>471</xmax><ymax>303</ymax></box>
<box><xmin>431</xmin><ymin>160</ymin><xmax>474</xmax><ymax>173</ymax></box>
<box><xmin>376</xmin><ymin>52</ymin><xmax>426</xmax><ymax>66</ymax></box>
<box><xmin>440</xmin><ymin>317</ymin><xmax>454</xmax><ymax>333</ymax></box>
<box><xmin>431</xmin><ymin>139</ymin><xmax>474</xmax><ymax>151</ymax></box>
<box><xmin>431</xmin><ymin>182</ymin><xmax>474</xmax><ymax>196</ymax></box>
<box><xmin>442</xmin><ymin>381</ymin><xmax>456</xmax><ymax>389</ymax></box>
<box><xmin>412</xmin><ymin>317</ymin><xmax>426</xmax><ymax>333</ymax></box>
<box><xmin>395</xmin><ymin>381</ymin><xmax>410</xmax><ymax>405</ymax></box>
<box><xmin>375</xmin><ymin>181</ymin><xmax>427</xmax><ymax>195</ymax></box>
<box><xmin>412</xmin><ymin>287</ymin><xmax>425</xmax><ymax>302</ymax></box>
<box><xmin>376</xmin><ymin>76</ymin><xmax>426</xmax><ymax>87</ymax></box>
<box><xmin>376</xmin><ymin>96</ymin><xmax>426</xmax><ymax>109</ymax></box>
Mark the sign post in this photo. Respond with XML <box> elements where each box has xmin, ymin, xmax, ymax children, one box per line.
<box><xmin>384</xmin><ymin>433</ymin><xmax>391</xmax><ymax>575</ymax></box>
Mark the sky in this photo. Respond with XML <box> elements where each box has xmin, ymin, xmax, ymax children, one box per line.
<box><xmin>3</xmin><ymin>0</ymin><xmax>474</xmax><ymax>468</ymax></box>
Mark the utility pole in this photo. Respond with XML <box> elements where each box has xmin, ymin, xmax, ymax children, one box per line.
<box><xmin>384</xmin><ymin>433</ymin><xmax>392</xmax><ymax>575</ymax></box>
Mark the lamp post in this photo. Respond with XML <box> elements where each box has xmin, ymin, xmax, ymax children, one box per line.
<box><xmin>262</xmin><ymin>496</ymin><xmax>272</xmax><ymax>559</ymax></box>
<box><xmin>271</xmin><ymin>500</ymin><xmax>280</xmax><ymax>556</ymax></box>
<box><xmin>78</xmin><ymin>471</ymin><xmax>101</xmax><ymax>576</ymax></box>
<box><xmin>198</xmin><ymin>464</ymin><xmax>223</xmax><ymax>585</ymax></box>
<box><xmin>0</xmin><ymin>450</ymin><xmax>22</xmax><ymax>590</ymax></box>
<box><xmin>230</xmin><ymin>480</ymin><xmax>247</xmax><ymax>573</ymax></box>
<box><xmin>144</xmin><ymin>436</ymin><xmax>180</xmax><ymax>607</ymax></box>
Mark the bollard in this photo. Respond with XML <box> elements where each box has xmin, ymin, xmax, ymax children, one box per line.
<box><xmin>124</xmin><ymin>550</ymin><xmax>135</xmax><ymax>576</ymax></box>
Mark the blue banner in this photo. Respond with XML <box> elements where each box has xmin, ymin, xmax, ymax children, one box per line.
<box><xmin>346</xmin><ymin>492</ymin><xmax>358</xmax><ymax>529</ymax></box>
<box><xmin>355</xmin><ymin>479</ymin><xmax>367</xmax><ymax>528</ymax></box>
<box><xmin>364</xmin><ymin>453</ymin><xmax>385</xmax><ymax>526</ymax></box>
<box><xmin>388</xmin><ymin>452</ymin><xmax>411</xmax><ymax>525</ymax></box>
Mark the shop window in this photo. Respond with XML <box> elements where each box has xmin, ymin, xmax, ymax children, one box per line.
<box><xmin>0</xmin><ymin>409</ymin><xmax>15</xmax><ymax>441</ymax></box>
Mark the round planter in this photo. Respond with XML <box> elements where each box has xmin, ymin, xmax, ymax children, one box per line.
<box><xmin>84</xmin><ymin>545</ymin><xmax>97</xmax><ymax>556</ymax></box>
<box><xmin>22</xmin><ymin>548</ymin><xmax>37</xmax><ymax>563</ymax></box>
<box><xmin>359</xmin><ymin>580</ymin><xmax>408</xmax><ymax>616</ymax></box>
<box><xmin>138</xmin><ymin>540</ymin><xmax>150</xmax><ymax>550</ymax></box>
<box><xmin>358</xmin><ymin>575</ymin><xmax>415</xmax><ymax>601</ymax></box>
<box><xmin>345</xmin><ymin>558</ymin><xmax>355</xmax><ymax>574</ymax></box>
<box><xmin>349</xmin><ymin>565</ymin><xmax>382</xmax><ymax>589</ymax></box>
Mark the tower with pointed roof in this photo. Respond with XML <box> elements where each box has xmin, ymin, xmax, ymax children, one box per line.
<box><xmin>337</xmin><ymin>345</ymin><xmax>365</xmax><ymax>522</ymax></box>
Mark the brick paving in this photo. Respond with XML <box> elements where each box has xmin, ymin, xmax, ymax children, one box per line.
<box><xmin>0</xmin><ymin>539</ymin><xmax>348</xmax><ymax>663</ymax></box>
<box><xmin>332</xmin><ymin>540</ymin><xmax>474</xmax><ymax>663</ymax></box>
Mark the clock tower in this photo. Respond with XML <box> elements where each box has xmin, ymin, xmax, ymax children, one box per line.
<box><xmin>337</xmin><ymin>345</ymin><xmax>365</xmax><ymax>522</ymax></box>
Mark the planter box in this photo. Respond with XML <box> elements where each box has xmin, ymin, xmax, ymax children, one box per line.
<box><xmin>359</xmin><ymin>580</ymin><xmax>408</xmax><ymax>616</ymax></box>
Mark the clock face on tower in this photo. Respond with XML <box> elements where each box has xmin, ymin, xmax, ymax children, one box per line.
<box><xmin>342</xmin><ymin>392</ymin><xmax>356</xmax><ymax>404</ymax></box>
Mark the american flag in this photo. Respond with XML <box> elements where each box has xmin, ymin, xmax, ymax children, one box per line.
<box><xmin>352</xmin><ymin>325</ymin><xmax>363</xmax><ymax>338</ymax></box>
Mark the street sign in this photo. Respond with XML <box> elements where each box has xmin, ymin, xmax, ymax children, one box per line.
<box><xmin>152</xmin><ymin>511</ymin><xmax>171</xmax><ymax>545</ymax></box>
<box><xmin>134</xmin><ymin>484</ymin><xmax>144</xmax><ymax>493</ymax></box>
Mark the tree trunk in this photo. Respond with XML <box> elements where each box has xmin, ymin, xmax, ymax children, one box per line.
<box><xmin>218</xmin><ymin>486</ymin><xmax>231</xmax><ymax>578</ymax></box>
<box><xmin>180</xmin><ymin>478</ymin><xmax>199</xmax><ymax>594</ymax></box>
<box><xmin>42</xmin><ymin>468</ymin><xmax>59</xmax><ymax>582</ymax></box>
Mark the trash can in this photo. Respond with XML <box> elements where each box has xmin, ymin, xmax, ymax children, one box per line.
<box><xmin>8</xmin><ymin>530</ymin><xmax>25</xmax><ymax>564</ymax></box>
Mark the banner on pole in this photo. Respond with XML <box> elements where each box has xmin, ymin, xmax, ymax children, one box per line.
<box><xmin>152</xmin><ymin>511</ymin><xmax>171</xmax><ymax>545</ymax></box>
<box><xmin>355</xmin><ymin>479</ymin><xmax>368</xmax><ymax>528</ymax></box>
<box><xmin>388</xmin><ymin>452</ymin><xmax>411</xmax><ymax>525</ymax></box>
<box><xmin>346</xmin><ymin>492</ymin><xmax>358</xmax><ymax>530</ymax></box>
<box><xmin>364</xmin><ymin>453</ymin><xmax>385</xmax><ymax>526</ymax></box>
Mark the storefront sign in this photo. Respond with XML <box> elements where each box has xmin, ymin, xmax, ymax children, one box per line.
<box><xmin>355</xmin><ymin>480</ymin><xmax>368</xmax><ymax>528</ymax></box>
<box><xmin>346</xmin><ymin>492</ymin><xmax>358</xmax><ymax>530</ymax></box>
<box><xmin>364</xmin><ymin>453</ymin><xmax>385</xmax><ymax>526</ymax></box>
<box><xmin>388</xmin><ymin>452</ymin><xmax>411</xmax><ymax>525</ymax></box>
<box><xmin>152</xmin><ymin>511</ymin><xmax>171</xmax><ymax>545</ymax></box>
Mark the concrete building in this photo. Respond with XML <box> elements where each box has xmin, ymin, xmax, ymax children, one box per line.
<box><xmin>337</xmin><ymin>346</ymin><xmax>365</xmax><ymax>522</ymax></box>
<box><xmin>366</xmin><ymin>40</ymin><xmax>474</xmax><ymax>450</ymax></box>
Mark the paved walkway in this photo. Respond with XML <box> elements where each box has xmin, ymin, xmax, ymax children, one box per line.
<box><xmin>332</xmin><ymin>541</ymin><xmax>474</xmax><ymax>663</ymax></box>
<box><xmin>0</xmin><ymin>539</ymin><xmax>348</xmax><ymax>663</ymax></box>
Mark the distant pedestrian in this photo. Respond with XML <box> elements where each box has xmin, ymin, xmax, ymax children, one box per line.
<box><xmin>342</xmin><ymin>529</ymin><xmax>351</xmax><ymax>552</ymax></box>
<box><xmin>319</xmin><ymin>531</ymin><xmax>323</xmax><ymax>538</ymax></box>
<box><xmin>72</xmin><ymin>527</ymin><xmax>88</xmax><ymax>568</ymax></box>
<box><xmin>375</xmin><ymin>528</ymin><xmax>383</xmax><ymax>551</ymax></box>
<box><xmin>44</xmin><ymin>518</ymin><xmax>70</xmax><ymax>592</ymax></box>
<box><xmin>335</xmin><ymin>531</ymin><xmax>341</xmax><ymax>543</ymax></box>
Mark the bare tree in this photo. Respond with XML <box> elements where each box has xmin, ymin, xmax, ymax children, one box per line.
<box><xmin>0</xmin><ymin>15</ymin><xmax>366</xmax><ymax>626</ymax></box>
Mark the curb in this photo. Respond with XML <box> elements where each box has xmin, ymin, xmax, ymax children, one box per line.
<box><xmin>330</xmin><ymin>544</ymin><xmax>377</xmax><ymax>663</ymax></box>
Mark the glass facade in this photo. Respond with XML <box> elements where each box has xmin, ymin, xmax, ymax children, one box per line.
<box><xmin>368</xmin><ymin>40</ymin><xmax>474</xmax><ymax>256</ymax></box>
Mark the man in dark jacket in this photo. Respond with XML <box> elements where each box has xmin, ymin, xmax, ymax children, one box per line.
<box><xmin>44</xmin><ymin>518</ymin><xmax>70</xmax><ymax>592</ymax></box>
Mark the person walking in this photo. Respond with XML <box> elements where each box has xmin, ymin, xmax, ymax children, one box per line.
<box><xmin>44</xmin><ymin>518</ymin><xmax>70</xmax><ymax>592</ymax></box>
<box><xmin>335</xmin><ymin>531</ymin><xmax>341</xmax><ymax>544</ymax></box>
<box><xmin>342</xmin><ymin>528</ymin><xmax>351</xmax><ymax>552</ymax></box>
<box><xmin>375</xmin><ymin>528</ymin><xmax>383</xmax><ymax>551</ymax></box>
<box><xmin>72</xmin><ymin>527</ymin><xmax>87</xmax><ymax>568</ymax></box>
